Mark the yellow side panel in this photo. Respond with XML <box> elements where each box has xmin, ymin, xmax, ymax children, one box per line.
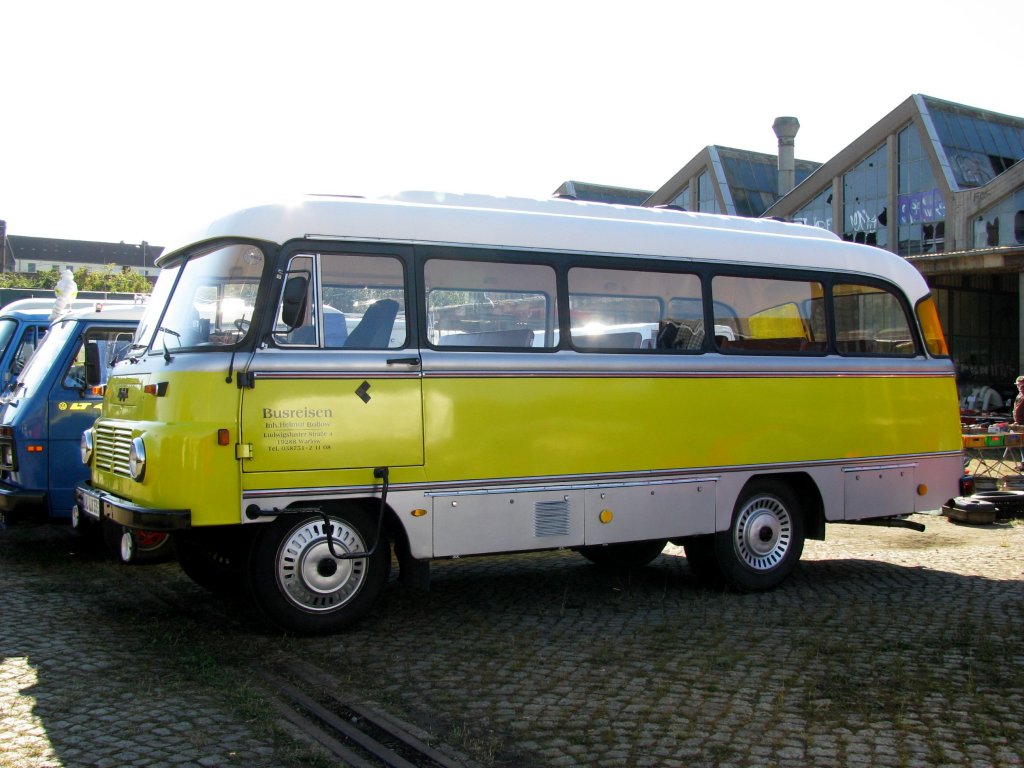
<box><xmin>421</xmin><ymin>375</ymin><xmax>961</xmax><ymax>480</ymax></box>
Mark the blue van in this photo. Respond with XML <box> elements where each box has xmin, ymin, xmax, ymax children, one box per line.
<box><xmin>0</xmin><ymin>298</ymin><xmax>141</xmax><ymax>395</ymax></box>
<box><xmin>0</xmin><ymin>305</ymin><xmax>145</xmax><ymax>525</ymax></box>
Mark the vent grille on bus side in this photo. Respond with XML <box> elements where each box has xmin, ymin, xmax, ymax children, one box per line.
<box><xmin>94</xmin><ymin>423</ymin><xmax>133</xmax><ymax>477</ymax></box>
<box><xmin>534</xmin><ymin>499</ymin><xmax>571</xmax><ymax>537</ymax></box>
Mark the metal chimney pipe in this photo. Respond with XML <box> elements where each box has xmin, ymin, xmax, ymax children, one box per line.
<box><xmin>772</xmin><ymin>116</ymin><xmax>800</xmax><ymax>196</ymax></box>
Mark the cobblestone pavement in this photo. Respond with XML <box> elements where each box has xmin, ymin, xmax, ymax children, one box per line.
<box><xmin>1</xmin><ymin>514</ymin><xmax>1022</xmax><ymax>768</ymax></box>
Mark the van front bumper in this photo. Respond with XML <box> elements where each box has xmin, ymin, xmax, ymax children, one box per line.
<box><xmin>0</xmin><ymin>481</ymin><xmax>46</xmax><ymax>513</ymax></box>
<box><xmin>75</xmin><ymin>485</ymin><xmax>191</xmax><ymax>531</ymax></box>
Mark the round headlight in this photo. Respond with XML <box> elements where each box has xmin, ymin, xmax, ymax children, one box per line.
<box><xmin>80</xmin><ymin>429</ymin><xmax>94</xmax><ymax>465</ymax></box>
<box><xmin>128</xmin><ymin>436</ymin><xmax>146</xmax><ymax>481</ymax></box>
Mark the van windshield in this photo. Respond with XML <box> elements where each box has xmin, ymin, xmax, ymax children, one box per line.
<box><xmin>0</xmin><ymin>318</ymin><xmax>19</xmax><ymax>358</ymax></box>
<box><xmin>11</xmin><ymin>317</ymin><xmax>77</xmax><ymax>399</ymax></box>
<box><xmin>135</xmin><ymin>242</ymin><xmax>267</xmax><ymax>355</ymax></box>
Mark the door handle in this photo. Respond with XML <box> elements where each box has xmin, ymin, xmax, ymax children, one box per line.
<box><xmin>386</xmin><ymin>356</ymin><xmax>421</xmax><ymax>366</ymax></box>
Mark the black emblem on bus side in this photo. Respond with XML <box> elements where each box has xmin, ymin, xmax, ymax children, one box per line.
<box><xmin>117</xmin><ymin>387</ymin><xmax>129</xmax><ymax>402</ymax></box>
<box><xmin>355</xmin><ymin>381</ymin><xmax>371</xmax><ymax>404</ymax></box>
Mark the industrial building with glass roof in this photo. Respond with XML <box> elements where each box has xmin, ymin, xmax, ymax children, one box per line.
<box><xmin>561</xmin><ymin>94</ymin><xmax>1024</xmax><ymax>403</ymax></box>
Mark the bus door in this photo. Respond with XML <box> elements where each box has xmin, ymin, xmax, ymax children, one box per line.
<box><xmin>239</xmin><ymin>249</ymin><xmax>424</xmax><ymax>473</ymax></box>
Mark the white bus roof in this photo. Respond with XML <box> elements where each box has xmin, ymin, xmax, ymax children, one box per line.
<box><xmin>159</xmin><ymin>192</ymin><xmax>932</xmax><ymax>303</ymax></box>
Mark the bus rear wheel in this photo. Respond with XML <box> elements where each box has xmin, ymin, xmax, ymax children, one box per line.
<box><xmin>714</xmin><ymin>480</ymin><xmax>805</xmax><ymax>591</ymax></box>
<box><xmin>248</xmin><ymin>508</ymin><xmax>390</xmax><ymax>634</ymax></box>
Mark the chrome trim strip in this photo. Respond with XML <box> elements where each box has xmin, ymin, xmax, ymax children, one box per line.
<box><xmin>248</xmin><ymin>368</ymin><xmax>951</xmax><ymax>381</ymax></box>
<box><xmin>243</xmin><ymin>348</ymin><xmax>956</xmax><ymax>379</ymax></box>
<box><xmin>421</xmin><ymin>369</ymin><xmax>952</xmax><ymax>380</ymax></box>
<box><xmin>253</xmin><ymin>371</ymin><xmax>422</xmax><ymax>381</ymax></box>
<box><xmin>841</xmin><ymin>462</ymin><xmax>918</xmax><ymax>472</ymax></box>
<box><xmin>422</xmin><ymin>475</ymin><xmax>721</xmax><ymax>498</ymax></box>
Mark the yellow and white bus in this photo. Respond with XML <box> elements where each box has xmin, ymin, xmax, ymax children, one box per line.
<box><xmin>76</xmin><ymin>192</ymin><xmax>963</xmax><ymax>634</ymax></box>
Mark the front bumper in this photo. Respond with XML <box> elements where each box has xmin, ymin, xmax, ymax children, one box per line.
<box><xmin>0</xmin><ymin>480</ymin><xmax>47</xmax><ymax>514</ymax></box>
<box><xmin>75</xmin><ymin>484</ymin><xmax>191</xmax><ymax>531</ymax></box>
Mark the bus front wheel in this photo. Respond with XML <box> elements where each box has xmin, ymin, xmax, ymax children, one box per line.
<box><xmin>714</xmin><ymin>480</ymin><xmax>805</xmax><ymax>591</ymax></box>
<box><xmin>248</xmin><ymin>508</ymin><xmax>390</xmax><ymax>634</ymax></box>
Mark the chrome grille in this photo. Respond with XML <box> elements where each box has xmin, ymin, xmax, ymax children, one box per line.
<box><xmin>94</xmin><ymin>423</ymin><xmax>133</xmax><ymax>476</ymax></box>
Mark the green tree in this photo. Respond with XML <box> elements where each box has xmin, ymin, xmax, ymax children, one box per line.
<box><xmin>0</xmin><ymin>265</ymin><xmax>153</xmax><ymax>293</ymax></box>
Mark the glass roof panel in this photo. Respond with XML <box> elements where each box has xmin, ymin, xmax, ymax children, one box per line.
<box><xmin>927</xmin><ymin>100</ymin><xmax>1024</xmax><ymax>189</ymax></box>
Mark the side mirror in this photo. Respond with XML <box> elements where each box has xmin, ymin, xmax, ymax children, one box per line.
<box><xmin>84</xmin><ymin>341</ymin><xmax>102</xmax><ymax>386</ymax></box>
<box><xmin>280</xmin><ymin>275</ymin><xmax>309</xmax><ymax>329</ymax></box>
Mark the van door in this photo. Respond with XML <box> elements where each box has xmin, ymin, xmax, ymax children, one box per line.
<box><xmin>240</xmin><ymin>248</ymin><xmax>423</xmax><ymax>473</ymax></box>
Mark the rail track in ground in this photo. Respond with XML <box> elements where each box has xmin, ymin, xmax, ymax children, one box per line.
<box><xmin>255</xmin><ymin>658</ymin><xmax>474</xmax><ymax>768</ymax></box>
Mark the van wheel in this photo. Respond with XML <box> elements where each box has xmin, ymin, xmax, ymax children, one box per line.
<box><xmin>133</xmin><ymin>529</ymin><xmax>173</xmax><ymax>563</ymax></box>
<box><xmin>714</xmin><ymin>480</ymin><xmax>805</xmax><ymax>591</ymax></box>
<box><xmin>578</xmin><ymin>539</ymin><xmax>666</xmax><ymax>568</ymax></box>
<box><xmin>248</xmin><ymin>509</ymin><xmax>390</xmax><ymax>634</ymax></box>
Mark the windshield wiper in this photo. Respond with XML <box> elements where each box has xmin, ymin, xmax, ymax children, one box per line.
<box><xmin>158</xmin><ymin>327</ymin><xmax>180</xmax><ymax>363</ymax></box>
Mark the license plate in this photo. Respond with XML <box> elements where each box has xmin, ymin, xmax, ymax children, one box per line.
<box><xmin>81</xmin><ymin>492</ymin><xmax>101</xmax><ymax>519</ymax></box>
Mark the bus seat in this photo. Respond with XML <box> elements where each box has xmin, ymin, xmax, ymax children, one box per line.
<box><xmin>287</xmin><ymin>325</ymin><xmax>317</xmax><ymax>345</ymax></box>
<box><xmin>575</xmin><ymin>331</ymin><xmax>642</xmax><ymax>349</ymax></box>
<box><xmin>344</xmin><ymin>300</ymin><xmax>399</xmax><ymax>348</ymax></box>
<box><xmin>441</xmin><ymin>328</ymin><xmax>535</xmax><ymax>347</ymax></box>
<box><xmin>324</xmin><ymin>311</ymin><xmax>349</xmax><ymax>347</ymax></box>
<box><xmin>656</xmin><ymin>322</ymin><xmax>679</xmax><ymax>348</ymax></box>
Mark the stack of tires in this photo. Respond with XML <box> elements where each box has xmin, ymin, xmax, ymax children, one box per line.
<box><xmin>943</xmin><ymin>490</ymin><xmax>1024</xmax><ymax>524</ymax></box>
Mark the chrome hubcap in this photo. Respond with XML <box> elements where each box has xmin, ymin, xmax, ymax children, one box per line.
<box><xmin>734</xmin><ymin>495</ymin><xmax>791</xmax><ymax>571</ymax></box>
<box><xmin>276</xmin><ymin>518</ymin><xmax>367</xmax><ymax>613</ymax></box>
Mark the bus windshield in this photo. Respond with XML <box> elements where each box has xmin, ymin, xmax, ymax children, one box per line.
<box><xmin>138</xmin><ymin>243</ymin><xmax>266</xmax><ymax>355</ymax></box>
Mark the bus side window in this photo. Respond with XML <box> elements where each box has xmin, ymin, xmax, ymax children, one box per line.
<box><xmin>425</xmin><ymin>257</ymin><xmax>557</xmax><ymax>348</ymax></box>
<box><xmin>712</xmin><ymin>275</ymin><xmax>826</xmax><ymax>354</ymax></box>
<box><xmin>833</xmin><ymin>283</ymin><xmax>915</xmax><ymax>356</ymax></box>
<box><xmin>568</xmin><ymin>267</ymin><xmax>702</xmax><ymax>352</ymax></box>
<box><xmin>320</xmin><ymin>252</ymin><xmax>407</xmax><ymax>349</ymax></box>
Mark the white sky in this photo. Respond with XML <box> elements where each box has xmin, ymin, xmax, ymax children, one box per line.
<box><xmin>0</xmin><ymin>0</ymin><xmax>1018</xmax><ymax>246</ymax></box>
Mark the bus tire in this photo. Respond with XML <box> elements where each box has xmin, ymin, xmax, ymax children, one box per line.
<box><xmin>248</xmin><ymin>508</ymin><xmax>390</xmax><ymax>635</ymax></box>
<box><xmin>682</xmin><ymin>535</ymin><xmax>725</xmax><ymax>587</ymax></box>
<box><xmin>578</xmin><ymin>539</ymin><xmax>666</xmax><ymax>568</ymax></box>
<box><xmin>714</xmin><ymin>479</ymin><xmax>805</xmax><ymax>591</ymax></box>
